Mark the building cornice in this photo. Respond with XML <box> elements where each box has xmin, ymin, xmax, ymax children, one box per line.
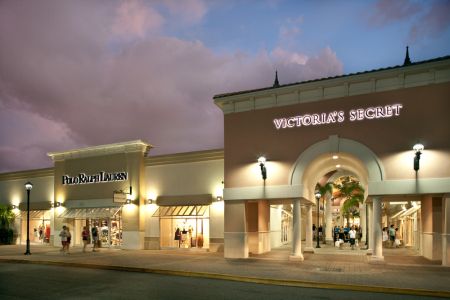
<box><xmin>48</xmin><ymin>140</ymin><xmax>153</xmax><ymax>161</ymax></box>
<box><xmin>146</xmin><ymin>149</ymin><xmax>224</xmax><ymax>166</ymax></box>
<box><xmin>0</xmin><ymin>167</ymin><xmax>54</xmax><ymax>181</ymax></box>
<box><xmin>214</xmin><ymin>56</ymin><xmax>450</xmax><ymax>114</ymax></box>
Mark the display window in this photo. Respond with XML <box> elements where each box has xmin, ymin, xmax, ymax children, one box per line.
<box><xmin>154</xmin><ymin>205</ymin><xmax>210</xmax><ymax>249</ymax></box>
<box><xmin>20</xmin><ymin>210</ymin><xmax>51</xmax><ymax>244</ymax></box>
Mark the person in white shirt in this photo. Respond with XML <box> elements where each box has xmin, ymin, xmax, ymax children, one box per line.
<box><xmin>349</xmin><ymin>226</ymin><xmax>357</xmax><ymax>250</ymax></box>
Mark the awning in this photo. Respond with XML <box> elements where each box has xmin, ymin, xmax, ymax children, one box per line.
<box><xmin>156</xmin><ymin>194</ymin><xmax>213</xmax><ymax>206</ymax></box>
<box><xmin>152</xmin><ymin>205</ymin><xmax>209</xmax><ymax>217</ymax></box>
<box><xmin>391</xmin><ymin>205</ymin><xmax>421</xmax><ymax>220</ymax></box>
<box><xmin>18</xmin><ymin>210</ymin><xmax>51</xmax><ymax>219</ymax></box>
<box><xmin>58</xmin><ymin>207</ymin><xmax>122</xmax><ymax>219</ymax></box>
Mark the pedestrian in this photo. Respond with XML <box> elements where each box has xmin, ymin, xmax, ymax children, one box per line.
<box><xmin>349</xmin><ymin>226</ymin><xmax>356</xmax><ymax>250</ymax></box>
<box><xmin>65</xmin><ymin>226</ymin><xmax>71</xmax><ymax>253</ymax></box>
<box><xmin>394</xmin><ymin>227</ymin><xmax>401</xmax><ymax>248</ymax></box>
<box><xmin>91</xmin><ymin>226</ymin><xmax>99</xmax><ymax>252</ymax></box>
<box><xmin>382</xmin><ymin>227</ymin><xmax>388</xmax><ymax>247</ymax></box>
<box><xmin>389</xmin><ymin>225</ymin><xmax>395</xmax><ymax>248</ymax></box>
<box><xmin>59</xmin><ymin>225</ymin><xmax>67</xmax><ymax>254</ymax></box>
<box><xmin>82</xmin><ymin>226</ymin><xmax>90</xmax><ymax>252</ymax></box>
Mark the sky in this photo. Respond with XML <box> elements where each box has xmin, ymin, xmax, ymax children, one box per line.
<box><xmin>0</xmin><ymin>0</ymin><xmax>449</xmax><ymax>173</ymax></box>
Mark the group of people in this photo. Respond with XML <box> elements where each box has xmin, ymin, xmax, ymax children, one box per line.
<box><xmin>382</xmin><ymin>225</ymin><xmax>401</xmax><ymax>248</ymax></box>
<box><xmin>333</xmin><ymin>225</ymin><xmax>363</xmax><ymax>250</ymax></box>
<box><xmin>59</xmin><ymin>225</ymin><xmax>100</xmax><ymax>254</ymax></box>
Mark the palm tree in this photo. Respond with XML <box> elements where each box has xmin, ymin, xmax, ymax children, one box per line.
<box><xmin>334</xmin><ymin>177</ymin><xmax>365</xmax><ymax>227</ymax></box>
<box><xmin>0</xmin><ymin>205</ymin><xmax>16</xmax><ymax>244</ymax></box>
<box><xmin>315</xmin><ymin>182</ymin><xmax>333</xmax><ymax>242</ymax></box>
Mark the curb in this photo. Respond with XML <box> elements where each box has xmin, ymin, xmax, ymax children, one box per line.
<box><xmin>1</xmin><ymin>258</ymin><xmax>449</xmax><ymax>298</ymax></box>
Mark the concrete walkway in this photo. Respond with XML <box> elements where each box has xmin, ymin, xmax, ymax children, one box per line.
<box><xmin>0</xmin><ymin>244</ymin><xmax>449</xmax><ymax>298</ymax></box>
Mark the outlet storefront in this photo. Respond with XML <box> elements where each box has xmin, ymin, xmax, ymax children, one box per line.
<box><xmin>1</xmin><ymin>54</ymin><xmax>449</xmax><ymax>266</ymax></box>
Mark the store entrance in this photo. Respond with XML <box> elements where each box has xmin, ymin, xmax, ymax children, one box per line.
<box><xmin>60</xmin><ymin>207</ymin><xmax>123</xmax><ymax>248</ymax></box>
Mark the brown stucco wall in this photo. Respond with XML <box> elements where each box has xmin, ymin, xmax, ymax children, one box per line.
<box><xmin>224</xmin><ymin>82</ymin><xmax>450</xmax><ymax>188</ymax></box>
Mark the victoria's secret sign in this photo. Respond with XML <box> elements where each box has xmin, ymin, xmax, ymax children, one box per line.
<box><xmin>62</xmin><ymin>171</ymin><xmax>128</xmax><ymax>185</ymax></box>
<box><xmin>273</xmin><ymin>103</ymin><xmax>403</xmax><ymax>130</ymax></box>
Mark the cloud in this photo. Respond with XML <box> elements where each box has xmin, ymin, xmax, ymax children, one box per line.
<box><xmin>161</xmin><ymin>0</ymin><xmax>207</xmax><ymax>24</ymax></box>
<box><xmin>368</xmin><ymin>0</ymin><xmax>421</xmax><ymax>26</ymax></box>
<box><xmin>0</xmin><ymin>0</ymin><xmax>343</xmax><ymax>173</ymax></box>
<box><xmin>408</xmin><ymin>1</ymin><xmax>450</xmax><ymax>43</ymax></box>
<box><xmin>112</xmin><ymin>0</ymin><xmax>164</xmax><ymax>39</ymax></box>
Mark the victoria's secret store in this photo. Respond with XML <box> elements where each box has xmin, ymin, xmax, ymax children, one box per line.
<box><xmin>1</xmin><ymin>54</ymin><xmax>449</xmax><ymax>266</ymax></box>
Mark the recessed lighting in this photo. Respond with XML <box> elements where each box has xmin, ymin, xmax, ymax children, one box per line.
<box><xmin>336</xmin><ymin>164</ymin><xmax>341</xmax><ymax>168</ymax></box>
<box><xmin>332</xmin><ymin>155</ymin><xmax>339</xmax><ymax>160</ymax></box>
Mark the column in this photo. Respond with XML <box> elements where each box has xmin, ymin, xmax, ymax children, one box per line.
<box><xmin>224</xmin><ymin>201</ymin><xmax>248</xmax><ymax>258</ymax></box>
<box><xmin>289</xmin><ymin>198</ymin><xmax>304</xmax><ymax>261</ymax></box>
<box><xmin>304</xmin><ymin>204</ymin><xmax>314</xmax><ymax>253</ymax></box>
<box><xmin>370</xmin><ymin>197</ymin><xmax>384</xmax><ymax>262</ymax></box>
<box><xmin>325</xmin><ymin>198</ymin><xmax>333</xmax><ymax>244</ymax></box>
<box><xmin>360</xmin><ymin>203</ymin><xmax>367</xmax><ymax>244</ymax></box>
<box><xmin>442</xmin><ymin>196</ymin><xmax>450</xmax><ymax>266</ymax></box>
<box><xmin>367</xmin><ymin>201</ymin><xmax>373</xmax><ymax>253</ymax></box>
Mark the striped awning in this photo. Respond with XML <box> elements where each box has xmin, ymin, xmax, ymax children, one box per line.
<box><xmin>58</xmin><ymin>207</ymin><xmax>122</xmax><ymax>219</ymax></box>
<box><xmin>152</xmin><ymin>205</ymin><xmax>209</xmax><ymax>217</ymax></box>
<box><xmin>18</xmin><ymin>210</ymin><xmax>51</xmax><ymax>219</ymax></box>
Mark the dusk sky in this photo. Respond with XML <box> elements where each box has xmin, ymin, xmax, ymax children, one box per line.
<box><xmin>1</xmin><ymin>0</ymin><xmax>449</xmax><ymax>173</ymax></box>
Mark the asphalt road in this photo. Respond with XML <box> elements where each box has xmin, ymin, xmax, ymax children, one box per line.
<box><xmin>0</xmin><ymin>263</ymin><xmax>442</xmax><ymax>300</ymax></box>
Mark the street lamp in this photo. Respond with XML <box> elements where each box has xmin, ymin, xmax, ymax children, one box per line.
<box><xmin>24</xmin><ymin>181</ymin><xmax>33</xmax><ymax>255</ymax></box>
<box><xmin>315</xmin><ymin>191</ymin><xmax>321</xmax><ymax>248</ymax></box>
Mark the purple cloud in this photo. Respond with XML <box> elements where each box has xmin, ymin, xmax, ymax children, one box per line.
<box><xmin>0</xmin><ymin>0</ymin><xmax>343</xmax><ymax>173</ymax></box>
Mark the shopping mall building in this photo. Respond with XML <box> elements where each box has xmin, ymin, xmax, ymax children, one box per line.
<box><xmin>1</xmin><ymin>53</ymin><xmax>449</xmax><ymax>266</ymax></box>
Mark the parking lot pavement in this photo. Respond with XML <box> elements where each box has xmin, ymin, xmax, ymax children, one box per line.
<box><xmin>0</xmin><ymin>244</ymin><xmax>449</xmax><ymax>298</ymax></box>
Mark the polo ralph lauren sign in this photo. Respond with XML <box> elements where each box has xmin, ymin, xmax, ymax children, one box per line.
<box><xmin>62</xmin><ymin>171</ymin><xmax>128</xmax><ymax>185</ymax></box>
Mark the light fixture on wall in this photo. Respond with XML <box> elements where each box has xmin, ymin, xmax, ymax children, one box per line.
<box><xmin>147</xmin><ymin>199</ymin><xmax>154</xmax><ymax>205</ymax></box>
<box><xmin>258</xmin><ymin>156</ymin><xmax>267</xmax><ymax>180</ymax></box>
<box><xmin>125</xmin><ymin>199</ymin><xmax>132</xmax><ymax>204</ymax></box>
<box><xmin>11</xmin><ymin>205</ymin><xmax>17</xmax><ymax>209</ymax></box>
<box><xmin>413</xmin><ymin>143</ymin><xmax>424</xmax><ymax>171</ymax></box>
<box><xmin>55</xmin><ymin>202</ymin><xmax>61</xmax><ymax>207</ymax></box>
<box><xmin>314</xmin><ymin>191</ymin><xmax>321</xmax><ymax>249</ymax></box>
<box><xmin>216</xmin><ymin>196</ymin><xmax>223</xmax><ymax>201</ymax></box>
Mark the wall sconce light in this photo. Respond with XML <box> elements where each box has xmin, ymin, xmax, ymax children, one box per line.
<box><xmin>258</xmin><ymin>156</ymin><xmax>267</xmax><ymax>180</ymax></box>
<box><xmin>125</xmin><ymin>199</ymin><xmax>132</xmax><ymax>204</ymax></box>
<box><xmin>413</xmin><ymin>143</ymin><xmax>424</xmax><ymax>171</ymax></box>
<box><xmin>11</xmin><ymin>205</ymin><xmax>17</xmax><ymax>209</ymax></box>
<box><xmin>147</xmin><ymin>199</ymin><xmax>154</xmax><ymax>205</ymax></box>
<box><xmin>55</xmin><ymin>202</ymin><xmax>61</xmax><ymax>207</ymax></box>
<box><xmin>216</xmin><ymin>196</ymin><xmax>223</xmax><ymax>201</ymax></box>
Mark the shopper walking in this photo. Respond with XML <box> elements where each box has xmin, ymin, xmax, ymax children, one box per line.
<box><xmin>92</xmin><ymin>226</ymin><xmax>99</xmax><ymax>252</ymax></box>
<box><xmin>389</xmin><ymin>225</ymin><xmax>396</xmax><ymax>248</ymax></box>
<box><xmin>59</xmin><ymin>226</ymin><xmax>68</xmax><ymax>254</ymax></box>
<box><xmin>349</xmin><ymin>226</ymin><xmax>356</xmax><ymax>250</ymax></box>
<box><xmin>82</xmin><ymin>226</ymin><xmax>89</xmax><ymax>252</ymax></box>
<box><xmin>66</xmin><ymin>226</ymin><xmax>71</xmax><ymax>254</ymax></box>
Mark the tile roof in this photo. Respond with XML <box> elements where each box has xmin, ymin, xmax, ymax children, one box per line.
<box><xmin>213</xmin><ymin>55</ymin><xmax>450</xmax><ymax>99</ymax></box>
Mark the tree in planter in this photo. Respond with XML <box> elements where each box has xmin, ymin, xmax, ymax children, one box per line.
<box><xmin>0</xmin><ymin>204</ymin><xmax>16</xmax><ymax>244</ymax></box>
<box><xmin>315</xmin><ymin>182</ymin><xmax>333</xmax><ymax>242</ymax></box>
<box><xmin>334</xmin><ymin>177</ymin><xmax>365</xmax><ymax>228</ymax></box>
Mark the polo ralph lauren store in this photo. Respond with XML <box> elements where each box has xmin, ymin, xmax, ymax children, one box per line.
<box><xmin>1</xmin><ymin>54</ymin><xmax>449</xmax><ymax>266</ymax></box>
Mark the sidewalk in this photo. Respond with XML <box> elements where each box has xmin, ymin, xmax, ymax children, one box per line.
<box><xmin>0</xmin><ymin>244</ymin><xmax>449</xmax><ymax>298</ymax></box>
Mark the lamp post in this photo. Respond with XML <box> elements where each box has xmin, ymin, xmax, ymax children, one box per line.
<box><xmin>24</xmin><ymin>181</ymin><xmax>33</xmax><ymax>255</ymax></box>
<box><xmin>315</xmin><ymin>191</ymin><xmax>321</xmax><ymax>248</ymax></box>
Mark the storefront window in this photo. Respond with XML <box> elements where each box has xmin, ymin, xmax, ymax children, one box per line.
<box><xmin>20</xmin><ymin>210</ymin><xmax>51</xmax><ymax>244</ymax></box>
<box><xmin>154</xmin><ymin>205</ymin><xmax>210</xmax><ymax>249</ymax></box>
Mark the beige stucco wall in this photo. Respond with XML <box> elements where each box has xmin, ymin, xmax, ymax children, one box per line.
<box><xmin>223</xmin><ymin>83</ymin><xmax>450</xmax><ymax>189</ymax></box>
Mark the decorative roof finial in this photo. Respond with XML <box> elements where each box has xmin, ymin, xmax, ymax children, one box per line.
<box><xmin>273</xmin><ymin>70</ymin><xmax>280</xmax><ymax>87</ymax></box>
<box><xmin>403</xmin><ymin>46</ymin><xmax>412</xmax><ymax>66</ymax></box>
